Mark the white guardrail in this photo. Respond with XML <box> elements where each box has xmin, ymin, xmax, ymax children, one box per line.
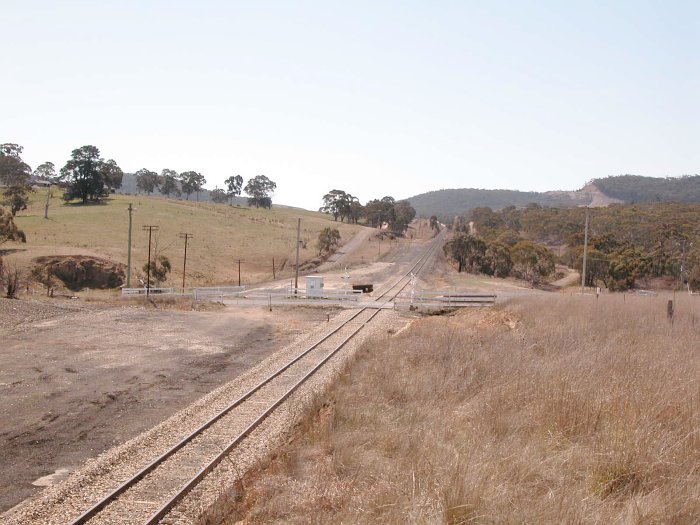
<box><xmin>122</xmin><ymin>286</ymin><xmax>495</xmax><ymax>308</ymax></box>
<box><xmin>395</xmin><ymin>291</ymin><xmax>496</xmax><ymax>308</ymax></box>
<box><xmin>121</xmin><ymin>286</ymin><xmax>363</xmax><ymax>303</ymax></box>
<box><xmin>122</xmin><ymin>286</ymin><xmax>246</xmax><ymax>298</ymax></box>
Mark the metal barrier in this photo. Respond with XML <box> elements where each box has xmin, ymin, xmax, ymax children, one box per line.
<box><xmin>286</xmin><ymin>288</ymin><xmax>363</xmax><ymax>301</ymax></box>
<box><xmin>395</xmin><ymin>291</ymin><xmax>496</xmax><ymax>308</ymax></box>
<box><xmin>193</xmin><ymin>286</ymin><xmax>246</xmax><ymax>301</ymax></box>
<box><xmin>121</xmin><ymin>287</ymin><xmax>175</xmax><ymax>295</ymax></box>
<box><xmin>121</xmin><ymin>286</ymin><xmax>246</xmax><ymax>298</ymax></box>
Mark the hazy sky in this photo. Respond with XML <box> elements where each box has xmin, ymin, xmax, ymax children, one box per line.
<box><xmin>3</xmin><ymin>1</ymin><xmax>699</xmax><ymax>210</ymax></box>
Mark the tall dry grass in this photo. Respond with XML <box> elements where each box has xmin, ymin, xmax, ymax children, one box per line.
<box><xmin>209</xmin><ymin>294</ymin><xmax>700</xmax><ymax>524</ymax></box>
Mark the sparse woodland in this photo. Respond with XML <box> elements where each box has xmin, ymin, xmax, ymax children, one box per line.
<box><xmin>443</xmin><ymin>203</ymin><xmax>700</xmax><ymax>291</ymax></box>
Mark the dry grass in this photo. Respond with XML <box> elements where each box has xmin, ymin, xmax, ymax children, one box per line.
<box><xmin>6</xmin><ymin>190</ymin><xmax>364</xmax><ymax>286</ymax></box>
<box><xmin>209</xmin><ymin>294</ymin><xmax>700</xmax><ymax>524</ymax></box>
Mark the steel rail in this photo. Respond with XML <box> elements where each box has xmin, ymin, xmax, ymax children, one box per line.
<box><xmin>69</xmin><ymin>308</ymin><xmax>369</xmax><ymax>525</ymax></box>
<box><xmin>144</xmin><ymin>307</ymin><xmax>382</xmax><ymax>524</ymax></box>
<box><xmin>69</xmin><ymin>230</ymin><xmax>445</xmax><ymax>525</ymax></box>
<box><xmin>374</xmin><ymin>229</ymin><xmax>445</xmax><ymax>303</ymax></box>
<box><xmin>143</xmin><ymin>233</ymin><xmax>445</xmax><ymax>523</ymax></box>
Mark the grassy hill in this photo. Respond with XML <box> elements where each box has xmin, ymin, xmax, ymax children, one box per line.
<box><xmin>5</xmin><ymin>190</ymin><xmax>365</xmax><ymax>288</ymax></box>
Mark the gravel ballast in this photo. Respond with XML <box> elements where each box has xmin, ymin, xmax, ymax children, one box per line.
<box><xmin>2</xmin><ymin>306</ymin><xmax>407</xmax><ymax>525</ymax></box>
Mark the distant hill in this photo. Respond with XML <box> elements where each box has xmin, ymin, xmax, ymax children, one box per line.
<box><xmin>407</xmin><ymin>175</ymin><xmax>700</xmax><ymax>220</ymax></box>
<box><xmin>407</xmin><ymin>188</ymin><xmax>591</xmax><ymax>221</ymax></box>
<box><xmin>591</xmin><ymin>175</ymin><xmax>700</xmax><ymax>204</ymax></box>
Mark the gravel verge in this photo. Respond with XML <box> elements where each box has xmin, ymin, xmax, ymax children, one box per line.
<box><xmin>166</xmin><ymin>309</ymin><xmax>407</xmax><ymax>524</ymax></box>
<box><xmin>2</xmin><ymin>307</ymin><xmax>406</xmax><ymax>525</ymax></box>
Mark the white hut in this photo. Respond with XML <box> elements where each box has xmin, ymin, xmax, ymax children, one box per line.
<box><xmin>305</xmin><ymin>276</ymin><xmax>324</xmax><ymax>297</ymax></box>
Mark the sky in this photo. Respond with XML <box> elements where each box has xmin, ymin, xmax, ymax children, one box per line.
<box><xmin>3</xmin><ymin>1</ymin><xmax>699</xmax><ymax>210</ymax></box>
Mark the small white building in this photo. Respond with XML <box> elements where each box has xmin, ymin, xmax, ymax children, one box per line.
<box><xmin>306</xmin><ymin>276</ymin><xmax>324</xmax><ymax>297</ymax></box>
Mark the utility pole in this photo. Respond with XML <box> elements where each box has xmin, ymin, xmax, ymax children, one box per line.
<box><xmin>235</xmin><ymin>259</ymin><xmax>244</xmax><ymax>287</ymax></box>
<box><xmin>127</xmin><ymin>204</ymin><xmax>133</xmax><ymax>287</ymax></box>
<box><xmin>294</xmin><ymin>218</ymin><xmax>301</xmax><ymax>294</ymax></box>
<box><xmin>179</xmin><ymin>232</ymin><xmax>193</xmax><ymax>290</ymax></box>
<box><xmin>143</xmin><ymin>225</ymin><xmax>159</xmax><ymax>297</ymax></box>
<box><xmin>581</xmin><ymin>209</ymin><xmax>589</xmax><ymax>295</ymax></box>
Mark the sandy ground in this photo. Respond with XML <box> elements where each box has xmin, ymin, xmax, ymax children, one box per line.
<box><xmin>0</xmin><ymin>298</ymin><xmax>337</xmax><ymax>512</ymax></box>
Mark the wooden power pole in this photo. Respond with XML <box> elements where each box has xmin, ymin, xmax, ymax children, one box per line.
<box><xmin>294</xmin><ymin>218</ymin><xmax>301</xmax><ymax>294</ymax></box>
<box><xmin>127</xmin><ymin>203</ymin><xmax>133</xmax><ymax>287</ymax></box>
<box><xmin>235</xmin><ymin>259</ymin><xmax>244</xmax><ymax>287</ymax></box>
<box><xmin>581</xmin><ymin>210</ymin><xmax>589</xmax><ymax>294</ymax></box>
<box><xmin>179</xmin><ymin>232</ymin><xmax>193</xmax><ymax>290</ymax></box>
<box><xmin>142</xmin><ymin>225</ymin><xmax>159</xmax><ymax>297</ymax></box>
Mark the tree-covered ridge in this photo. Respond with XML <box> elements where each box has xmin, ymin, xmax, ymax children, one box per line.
<box><xmin>408</xmin><ymin>176</ymin><xmax>700</xmax><ymax>222</ymax></box>
<box><xmin>591</xmin><ymin>175</ymin><xmax>700</xmax><ymax>204</ymax></box>
<box><xmin>408</xmin><ymin>188</ymin><xmax>589</xmax><ymax>221</ymax></box>
<box><xmin>466</xmin><ymin>202</ymin><xmax>700</xmax><ymax>291</ymax></box>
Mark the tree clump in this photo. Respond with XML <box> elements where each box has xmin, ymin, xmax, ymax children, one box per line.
<box><xmin>210</xmin><ymin>188</ymin><xmax>228</xmax><ymax>203</ymax></box>
<box><xmin>0</xmin><ymin>143</ymin><xmax>31</xmax><ymax>186</ymax></box>
<box><xmin>465</xmin><ymin>202</ymin><xmax>700</xmax><ymax>291</ymax></box>
<box><xmin>60</xmin><ymin>145</ymin><xmax>122</xmax><ymax>203</ymax></box>
<box><xmin>2</xmin><ymin>184</ymin><xmax>34</xmax><ymax>216</ymax></box>
<box><xmin>0</xmin><ymin>143</ymin><xmax>34</xmax><ymax>223</ymax></box>
<box><xmin>317</xmin><ymin>227</ymin><xmax>340</xmax><ymax>256</ymax></box>
<box><xmin>143</xmin><ymin>255</ymin><xmax>171</xmax><ymax>286</ymax></box>
<box><xmin>0</xmin><ymin>206</ymin><xmax>26</xmax><ymax>244</ymax></box>
<box><xmin>245</xmin><ymin>175</ymin><xmax>276</xmax><ymax>208</ymax></box>
<box><xmin>443</xmin><ymin>229</ymin><xmax>554</xmax><ymax>287</ymax></box>
<box><xmin>135</xmin><ymin>168</ymin><xmax>160</xmax><ymax>196</ymax></box>
<box><xmin>225</xmin><ymin>175</ymin><xmax>243</xmax><ymax>205</ymax></box>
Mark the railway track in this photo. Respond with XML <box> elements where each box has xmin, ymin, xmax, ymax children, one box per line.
<box><xmin>64</xmin><ymin>231</ymin><xmax>444</xmax><ymax>525</ymax></box>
